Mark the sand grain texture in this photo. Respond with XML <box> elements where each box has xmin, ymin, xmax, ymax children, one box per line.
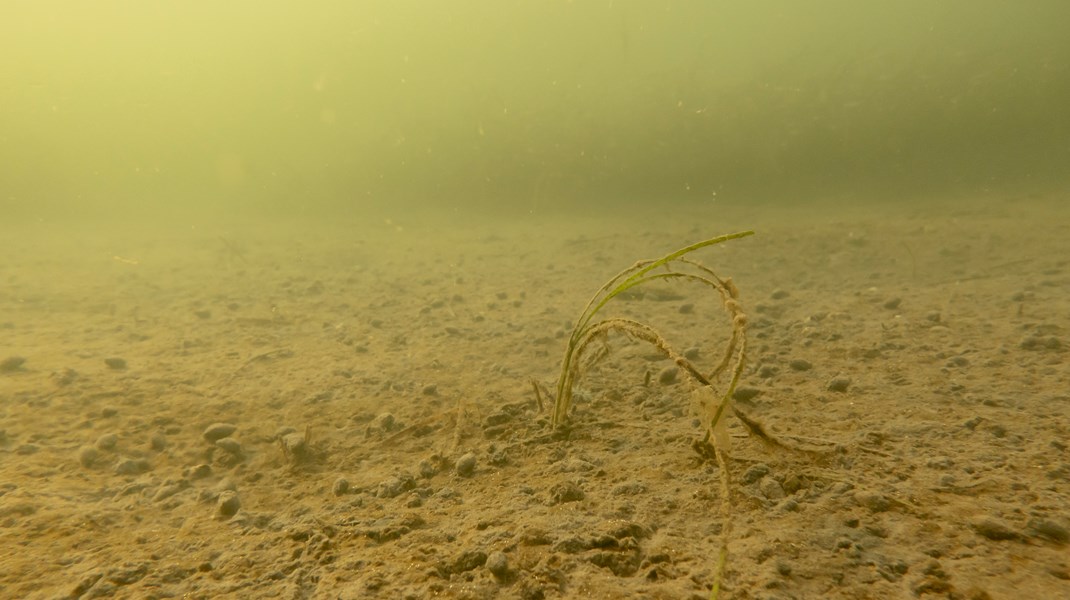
<box><xmin>1</xmin><ymin>198</ymin><xmax>1068</xmax><ymax>599</ymax></box>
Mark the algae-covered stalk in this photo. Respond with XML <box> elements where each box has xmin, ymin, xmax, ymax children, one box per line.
<box><xmin>550</xmin><ymin>230</ymin><xmax>753</xmax><ymax>445</ymax></box>
<box><xmin>547</xmin><ymin>230</ymin><xmax>753</xmax><ymax>600</ymax></box>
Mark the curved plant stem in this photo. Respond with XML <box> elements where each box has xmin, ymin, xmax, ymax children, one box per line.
<box><xmin>547</xmin><ymin>231</ymin><xmax>753</xmax><ymax>599</ymax></box>
<box><xmin>551</xmin><ymin>230</ymin><xmax>753</xmax><ymax>430</ymax></box>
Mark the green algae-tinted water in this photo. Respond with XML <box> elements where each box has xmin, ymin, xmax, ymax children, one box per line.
<box><xmin>2</xmin><ymin>1</ymin><xmax>1067</xmax><ymax>221</ymax></box>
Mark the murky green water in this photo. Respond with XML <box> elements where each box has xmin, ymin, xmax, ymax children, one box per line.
<box><xmin>2</xmin><ymin>1</ymin><xmax>1067</xmax><ymax>221</ymax></box>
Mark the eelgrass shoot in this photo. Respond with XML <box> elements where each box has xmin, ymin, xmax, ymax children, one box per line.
<box><xmin>550</xmin><ymin>230</ymin><xmax>753</xmax><ymax>450</ymax></box>
<box><xmin>547</xmin><ymin>231</ymin><xmax>754</xmax><ymax>600</ymax></box>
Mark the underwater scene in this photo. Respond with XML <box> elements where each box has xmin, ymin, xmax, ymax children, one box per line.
<box><xmin>1</xmin><ymin>2</ymin><xmax>1068</xmax><ymax>598</ymax></box>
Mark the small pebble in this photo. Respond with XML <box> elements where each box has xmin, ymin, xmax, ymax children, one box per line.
<box><xmin>741</xmin><ymin>463</ymin><xmax>770</xmax><ymax>485</ymax></box>
<box><xmin>678</xmin><ymin>303</ymin><xmax>694</xmax><ymax>314</ymax></box>
<box><xmin>215</xmin><ymin>477</ymin><xmax>238</xmax><ymax>493</ymax></box>
<box><xmin>456</xmin><ymin>452</ymin><xmax>477</xmax><ymax>477</ymax></box>
<box><xmin>215</xmin><ymin>437</ymin><xmax>242</xmax><ymax>456</ymax></box>
<box><xmin>109</xmin><ymin>562</ymin><xmax>149</xmax><ymax>585</ymax></box>
<box><xmin>855</xmin><ymin>491</ymin><xmax>891</xmax><ymax>513</ymax></box>
<box><xmin>776</xmin><ymin>560</ymin><xmax>793</xmax><ymax>576</ymax></box>
<box><xmin>771</xmin><ymin>289</ymin><xmax>790</xmax><ymax>300</ymax></box>
<box><xmin>971</xmin><ymin>516</ymin><xmax>1019</xmax><ymax>541</ymax></box>
<box><xmin>95</xmin><ymin>433</ymin><xmax>118</xmax><ymax>451</ymax></box>
<box><xmin>1020</xmin><ymin>335</ymin><xmax>1062</xmax><ymax>351</ymax></box>
<box><xmin>0</xmin><ymin>356</ymin><xmax>27</xmax><ymax>372</ymax></box>
<box><xmin>549</xmin><ymin>481</ymin><xmax>585</xmax><ymax>504</ymax></box>
<box><xmin>883</xmin><ymin>297</ymin><xmax>902</xmax><ymax>310</ymax></box>
<box><xmin>485</xmin><ymin>551</ymin><xmax>510</xmax><ymax>578</ymax></box>
<box><xmin>371</xmin><ymin>413</ymin><xmax>396</xmax><ymax>432</ymax></box>
<box><xmin>333</xmin><ymin>477</ymin><xmax>351</xmax><ymax>496</ymax></box>
<box><xmin>280</xmin><ymin>432</ymin><xmax>308</xmax><ymax>459</ymax></box>
<box><xmin>657</xmin><ymin>366</ymin><xmax>678</xmax><ymax>385</ymax></box>
<box><xmin>927</xmin><ymin>456</ymin><xmax>954</xmax><ymax>470</ymax></box>
<box><xmin>104</xmin><ymin>357</ymin><xmax>127</xmax><ymax>370</ymax></box>
<box><xmin>217</xmin><ymin>491</ymin><xmax>241</xmax><ymax>518</ymax></box>
<box><xmin>732</xmin><ymin>386</ymin><xmax>760</xmax><ymax>402</ymax></box>
<box><xmin>1027</xmin><ymin>518</ymin><xmax>1069</xmax><ymax>543</ymax></box>
<box><xmin>114</xmin><ymin>458</ymin><xmax>151</xmax><ymax>476</ymax></box>
<box><xmin>422</xmin><ymin>384</ymin><xmax>438</xmax><ymax>396</ymax></box>
<box><xmin>101</xmin><ymin>407</ymin><xmax>119</xmax><ymax>418</ymax></box>
<box><xmin>153</xmin><ymin>480</ymin><xmax>189</xmax><ymax>502</ymax></box>
<box><xmin>782</xmin><ymin>474</ymin><xmax>802</xmax><ymax>494</ymax></box>
<box><xmin>52</xmin><ymin>368</ymin><xmax>79</xmax><ymax>386</ymax></box>
<box><xmin>759</xmin><ymin>477</ymin><xmax>785</xmax><ymax>501</ymax></box>
<box><xmin>203</xmin><ymin>423</ymin><xmax>237</xmax><ymax>443</ymax></box>
<box><xmin>483</xmin><ymin>412</ymin><xmax>512</xmax><ymax>428</ymax></box>
<box><xmin>946</xmin><ymin>356</ymin><xmax>969</xmax><ymax>368</ymax></box>
<box><xmin>452</xmin><ymin>550</ymin><xmax>488</xmax><ymax>574</ymax></box>
<box><xmin>418</xmin><ymin>458</ymin><xmax>438</xmax><ymax>479</ymax></box>
<box><xmin>193</xmin><ymin>310</ymin><xmax>211</xmax><ymax>319</ymax></box>
<box><xmin>376</xmin><ymin>475</ymin><xmax>415</xmax><ymax>498</ymax></box>
<box><xmin>78</xmin><ymin>446</ymin><xmax>100</xmax><ymax>468</ymax></box>
<box><xmin>789</xmin><ymin>359</ymin><xmax>813</xmax><ymax>372</ymax></box>
<box><xmin>827</xmin><ymin>377</ymin><xmax>851</xmax><ymax>393</ymax></box>
<box><xmin>828</xmin><ymin>483</ymin><xmax>859</xmax><ymax>503</ymax></box>
<box><xmin>188</xmin><ymin>464</ymin><xmax>212</xmax><ymax>479</ymax></box>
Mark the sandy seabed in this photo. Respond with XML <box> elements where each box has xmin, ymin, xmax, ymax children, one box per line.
<box><xmin>1</xmin><ymin>196</ymin><xmax>1068</xmax><ymax>599</ymax></box>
